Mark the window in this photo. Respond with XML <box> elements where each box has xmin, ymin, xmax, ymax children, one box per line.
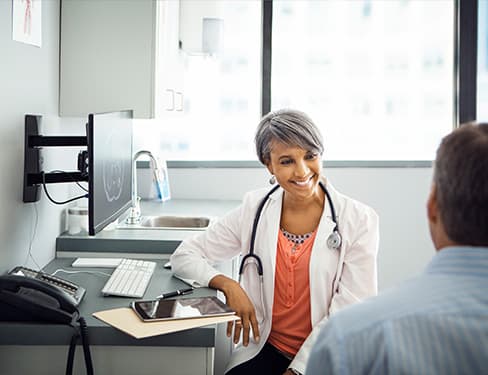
<box><xmin>271</xmin><ymin>0</ymin><xmax>454</xmax><ymax>161</ymax></box>
<box><xmin>135</xmin><ymin>0</ymin><xmax>458</xmax><ymax>162</ymax></box>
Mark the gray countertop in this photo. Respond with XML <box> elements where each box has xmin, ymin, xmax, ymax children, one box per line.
<box><xmin>0</xmin><ymin>258</ymin><xmax>220</xmax><ymax>347</ymax></box>
<box><xmin>57</xmin><ymin>199</ymin><xmax>240</xmax><ymax>255</ymax></box>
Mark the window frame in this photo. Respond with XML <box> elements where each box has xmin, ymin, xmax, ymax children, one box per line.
<box><xmin>457</xmin><ymin>0</ymin><xmax>477</xmax><ymax>124</ymax></box>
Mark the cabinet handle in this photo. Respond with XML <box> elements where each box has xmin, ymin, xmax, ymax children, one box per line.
<box><xmin>175</xmin><ymin>92</ymin><xmax>183</xmax><ymax>111</ymax></box>
<box><xmin>165</xmin><ymin>89</ymin><xmax>175</xmax><ymax>111</ymax></box>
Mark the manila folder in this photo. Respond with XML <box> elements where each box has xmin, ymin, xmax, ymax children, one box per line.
<box><xmin>93</xmin><ymin>307</ymin><xmax>239</xmax><ymax>339</ymax></box>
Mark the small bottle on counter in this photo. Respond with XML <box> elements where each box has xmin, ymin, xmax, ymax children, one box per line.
<box><xmin>67</xmin><ymin>206</ymin><xmax>88</xmax><ymax>235</ymax></box>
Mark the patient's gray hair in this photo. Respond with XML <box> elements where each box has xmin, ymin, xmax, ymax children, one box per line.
<box><xmin>434</xmin><ymin>122</ymin><xmax>488</xmax><ymax>246</ymax></box>
<box><xmin>255</xmin><ymin>109</ymin><xmax>324</xmax><ymax>165</ymax></box>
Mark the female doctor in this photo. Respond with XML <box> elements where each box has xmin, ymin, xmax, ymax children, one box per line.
<box><xmin>170</xmin><ymin>109</ymin><xmax>379</xmax><ymax>375</ymax></box>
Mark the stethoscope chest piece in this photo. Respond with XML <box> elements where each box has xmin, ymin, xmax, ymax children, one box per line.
<box><xmin>327</xmin><ymin>230</ymin><xmax>342</xmax><ymax>250</ymax></box>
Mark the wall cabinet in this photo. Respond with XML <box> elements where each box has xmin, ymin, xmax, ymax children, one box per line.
<box><xmin>60</xmin><ymin>0</ymin><xmax>182</xmax><ymax>119</ymax></box>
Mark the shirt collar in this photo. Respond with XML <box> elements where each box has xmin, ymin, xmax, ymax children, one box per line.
<box><xmin>425</xmin><ymin>246</ymin><xmax>488</xmax><ymax>277</ymax></box>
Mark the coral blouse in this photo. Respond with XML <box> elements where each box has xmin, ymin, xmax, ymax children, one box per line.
<box><xmin>268</xmin><ymin>229</ymin><xmax>317</xmax><ymax>357</ymax></box>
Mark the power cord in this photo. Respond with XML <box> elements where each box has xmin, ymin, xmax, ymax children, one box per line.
<box><xmin>41</xmin><ymin>172</ymin><xmax>88</xmax><ymax>205</ymax></box>
<box><xmin>50</xmin><ymin>170</ymin><xmax>89</xmax><ymax>193</ymax></box>
<box><xmin>52</xmin><ymin>269</ymin><xmax>111</xmax><ymax>278</ymax></box>
<box><xmin>24</xmin><ymin>202</ymin><xmax>41</xmax><ymax>269</ymax></box>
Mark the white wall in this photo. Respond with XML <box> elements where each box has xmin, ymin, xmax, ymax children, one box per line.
<box><xmin>0</xmin><ymin>0</ymin><xmax>84</xmax><ymax>273</ymax></box>
<box><xmin>168</xmin><ymin>166</ymin><xmax>435</xmax><ymax>290</ymax></box>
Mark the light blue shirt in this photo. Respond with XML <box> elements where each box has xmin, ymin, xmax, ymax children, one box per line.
<box><xmin>305</xmin><ymin>247</ymin><xmax>488</xmax><ymax>375</ymax></box>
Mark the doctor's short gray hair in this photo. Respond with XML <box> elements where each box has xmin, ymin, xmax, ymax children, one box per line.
<box><xmin>255</xmin><ymin>109</ymin><xmax>324</xmax><ymax>165</ymax></box>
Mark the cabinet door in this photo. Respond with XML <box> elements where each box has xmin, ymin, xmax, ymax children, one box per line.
<box><xmin>0</xmin><ymin>346</ymin><xmax>214</xmax><ymax>375</ymax></box>
<box><xmin>158</xmin><ymin>0</ymin><xmax>184</xmax><ymax>116</ymax></box>
<box><xmin>60</xmin><ymin>0</ymin><xmax>158</xmax><ymax>119</ymax></box>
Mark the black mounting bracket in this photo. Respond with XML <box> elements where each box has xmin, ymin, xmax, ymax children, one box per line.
<box><xmin>22</xmin><ymin>115</ymin><xmax>89</xmax><ymax>203</ymax></box>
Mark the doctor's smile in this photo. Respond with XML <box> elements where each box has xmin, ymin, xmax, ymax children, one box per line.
<box><xmin>291</xmin><ymin>176</ymin><xmax>314</xmax><ymax>187</ymax></box>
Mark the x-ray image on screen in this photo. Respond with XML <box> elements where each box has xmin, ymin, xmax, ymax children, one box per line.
<box><xmin>102</xmin><ymin>129</ymin><xmax>127</xmax><ymax>203</ymax></box>
<box><xmin>87</xmin><ymin>110</ymin><xmax>133</xmax><ymax>235</ymax></box>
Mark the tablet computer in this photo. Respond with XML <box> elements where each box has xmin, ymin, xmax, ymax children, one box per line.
<box><xmin>131</xmin><ymin>296</ymin><xmax>235</xmax><ymax>322</ymax></box>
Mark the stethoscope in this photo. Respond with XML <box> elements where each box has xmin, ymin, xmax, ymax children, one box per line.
<box><xmin>238</xmin><ymin>181</ymin><xmax>342</xmax><ymax>283</ymax></box>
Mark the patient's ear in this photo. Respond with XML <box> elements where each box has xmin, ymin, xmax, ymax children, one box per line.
<box><xmin>427</xmin><ymin>183</ymin><xmax>441</xmax><ymax>248</ymax></box>
<box><xmin>427</xmin><ymin>183</ymin><xmax>454</xmax><ymax>250</ymax></box>
<box><xmin>427</xmin><ymin>184</ymin><xmax>438</xmax><ymax>224</ymax></box>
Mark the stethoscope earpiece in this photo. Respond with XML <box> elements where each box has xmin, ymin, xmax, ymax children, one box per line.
<box><xmin>327</xmin><ymin>230</ymin><xmax>342</xmax><ymax>250</ymax></box>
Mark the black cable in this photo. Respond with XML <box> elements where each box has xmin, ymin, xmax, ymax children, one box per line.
<box><xmin>66</xmin><ymin>316</ymin><xmax>94</xmax><ymax>375</ymax></box>
<box><xmin>66</xmin><ymin>328</ymin><xmax>79</xmax><ymax>375</ymax></box>
<box><xmin>78</xmin><ymin>317</ymin><xmax>94</xmax><ymax>375</ymax></box>
<box><xmin>76</xmin><ymin>182</ymin><xmax>89</xmax><ymax>193</ymax></box>
<box><xmin>41</xmin><ymin>172</ymin><xmax>88</xmax><ymax>205</ymax></box>
<box><xmin>65</xmin><ymin>317</ymin><xmax>94</xmax><ymax>375</ymax></box>
<box><xmin>50</xmin><ymin>170</ymin><xmax>89</xmax><ymax>192</ymax></box>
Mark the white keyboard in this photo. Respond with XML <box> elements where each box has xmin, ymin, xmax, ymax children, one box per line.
<box><xmin>101</xmin><ymin>259</ymin><xmax>156</xmax><ymax>298</ymax></box>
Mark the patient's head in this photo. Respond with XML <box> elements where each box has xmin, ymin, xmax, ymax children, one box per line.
<box><xmin>429</xmin><ymin>123</ymin><xmax>488</xmax><ymax>248</ymax></box>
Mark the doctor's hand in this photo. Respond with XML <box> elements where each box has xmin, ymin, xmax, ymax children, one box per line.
<box><xmin>209</xmin><ymin>274</ymin><xmax>260</xmax><ymax>347</ymax></box>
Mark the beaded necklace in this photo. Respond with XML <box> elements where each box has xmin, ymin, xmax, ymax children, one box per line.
<box><xmin>281</xmin><ymin>228</ymin><xmax>314</xmax><ymax>253</ymax></box>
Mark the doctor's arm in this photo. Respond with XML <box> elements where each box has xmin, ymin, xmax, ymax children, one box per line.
<box><xmin>170</xmin><ymin>205</ymin><xmax>244</xmax><ymax>286</ymax></box>
<box><xmin>289</xmin><ymin>208</ymin><xmax>379</xmax><ymax>374</ymax></box>
<box><xmin>170</xmin><ymin>203</ymin><xmax>260</xmax><ymax>345</ymax></box>
<box><xmin>209</xmin><ymin>274</ymin><xmax>260</xmax><ymax>347</ymax></box>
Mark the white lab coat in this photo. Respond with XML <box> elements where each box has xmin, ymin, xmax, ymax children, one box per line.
<box><xmin>170</xmin><ymin>179</ymin><xmax>379</xmax><ymax>374</ymax></box>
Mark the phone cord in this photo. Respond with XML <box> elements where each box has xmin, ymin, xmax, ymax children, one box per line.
<box><xmin>66</xmin><ymin>329</ymin><xmax>78</xmax><ymax>375</ymax></box>
<box><xmin>65</xmin><ymin>317</ymin><xmax>94</xmax><ymax>375</ymax></box>
<box><xmin>79</xmin><ymin>317</ymin><xmax>94</xmax><ymax>375</ymax></box>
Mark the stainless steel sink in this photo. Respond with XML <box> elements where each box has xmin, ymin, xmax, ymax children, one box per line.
<box><xmin>118</xmin><ymin>215</ymin><xmax>212</xmax><ymax>230</ymax></box>
<box><xmin>141</xmin><ymin>215</ymin><xmax>210</xmax><ymax>229</ymax></box>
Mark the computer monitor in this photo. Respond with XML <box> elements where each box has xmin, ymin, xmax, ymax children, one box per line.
<box><xmin>86</xmin><ymin>110</ymin><xmax>133</xmax><ymax>236</ymax></box>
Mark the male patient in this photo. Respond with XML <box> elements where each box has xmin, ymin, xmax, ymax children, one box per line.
<box><xmin>306</xmin><ymin>123</ymin><xmax>488</xmax><ymax>374</ymax></box>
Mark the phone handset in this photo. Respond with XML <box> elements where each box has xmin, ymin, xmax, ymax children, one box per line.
<box><xmin>0</xmin><ymin>275</ymin><xmax>78</xmax><ymax>324</ymax></box>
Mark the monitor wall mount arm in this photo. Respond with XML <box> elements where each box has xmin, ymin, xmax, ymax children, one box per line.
<box><xmin>23</xmin><ymin>114</ymin><xmax>88</xmax><ymax>203</ymax></box>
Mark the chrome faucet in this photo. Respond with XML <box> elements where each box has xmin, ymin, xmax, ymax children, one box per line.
<box><xmin>126</xmin><ymin>150</ymin><xmax>160</xmax><ymax>224</ymax></box>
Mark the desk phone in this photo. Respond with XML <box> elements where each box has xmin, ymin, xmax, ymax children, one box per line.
<box><xmin>8</xmin><ymin>266</ymin><xmax>85</xmax><ymax>306</ymax></box>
